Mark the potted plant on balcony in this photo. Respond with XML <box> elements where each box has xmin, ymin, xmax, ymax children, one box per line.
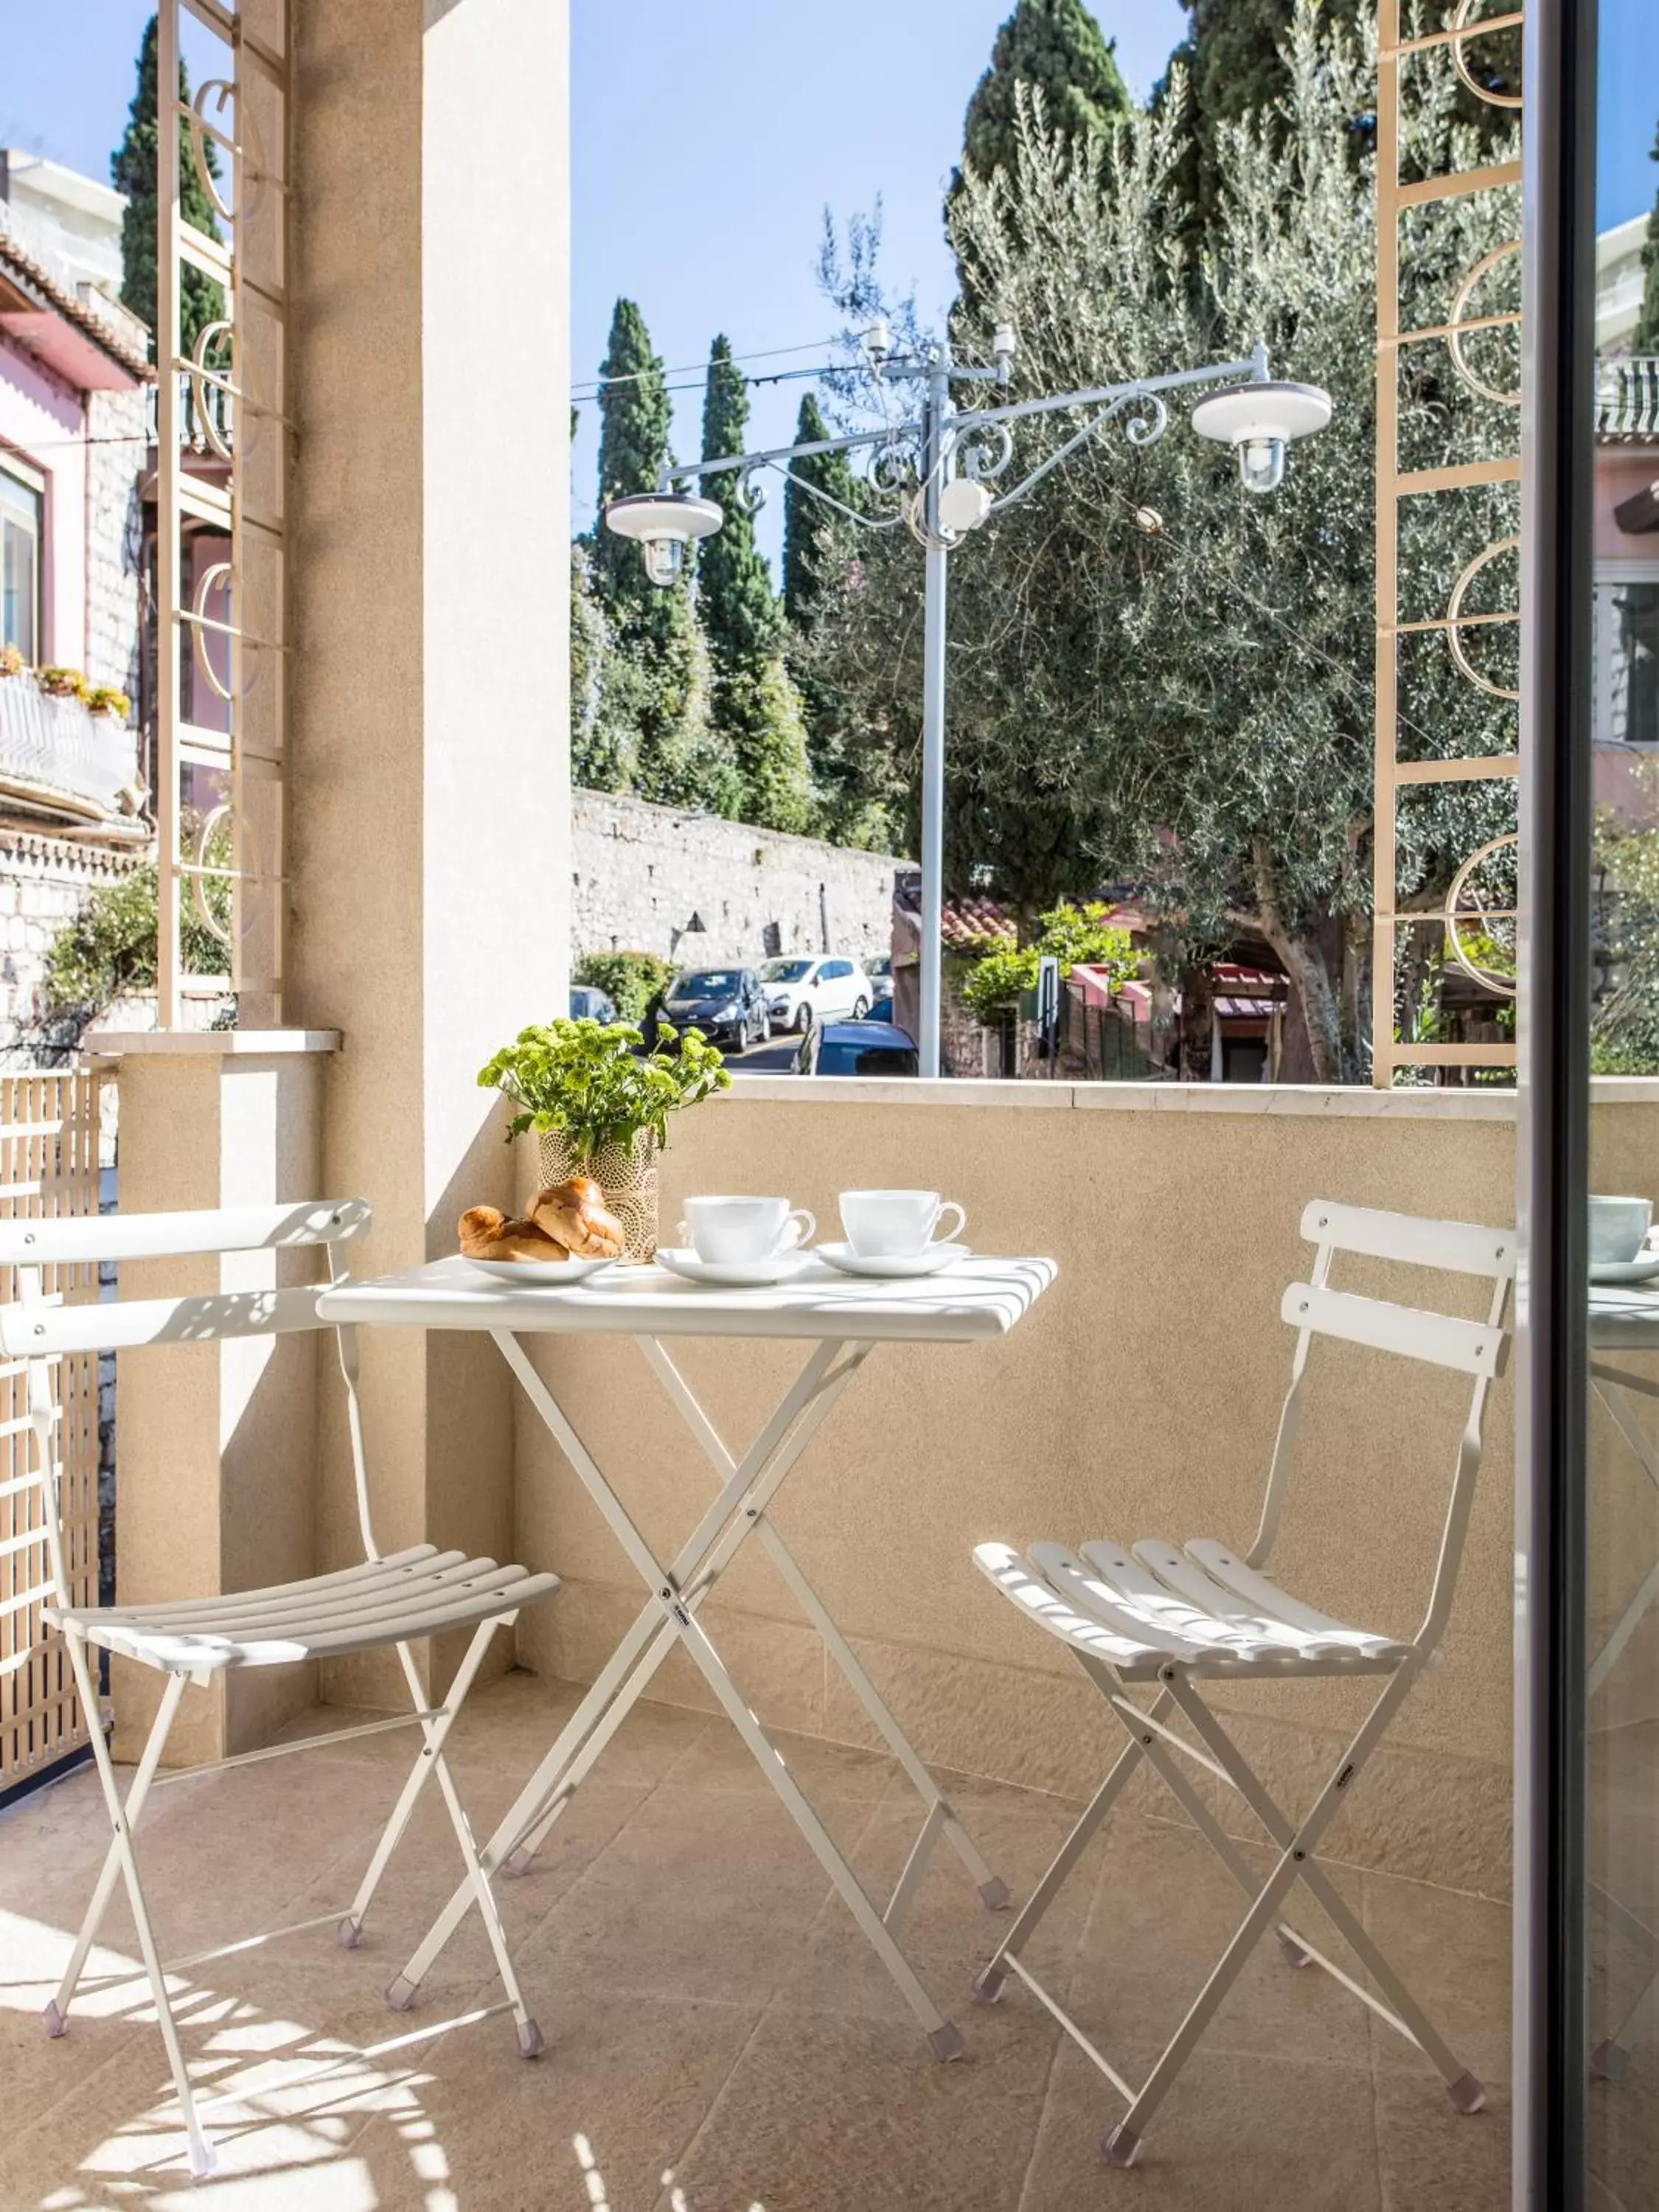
<box><xmin>86</xmin><ymin>686</ymin><xmax>132</xmax><ymax>720</ymax></box>
<box><xmin>478</xmin><ymin>1017</ymin><xmax>730</xmax><ymax>1260</ymax></box>
<box><xmin>0</xmin><ymin>644</ymin><xmax>24</xmax><ymax>678</ymax></box>
<box><xmin>38</xmin><ymin>666</ymin><xmax>89</xmax><ymax>702</ymax></box>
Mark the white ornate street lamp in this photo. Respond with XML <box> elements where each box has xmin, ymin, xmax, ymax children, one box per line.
<box><xmin>607</xmin><ymin>329</ymin><xmax>1332</xmax><ymax>1077</ymax></box>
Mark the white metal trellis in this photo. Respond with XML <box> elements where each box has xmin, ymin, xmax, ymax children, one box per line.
<box><xmin>1372</xmin><ymin>0</ymin><xmax>1523</xmax><ymax>1085</ymax></box>
<box><xmin>156</xmin><ymin>0</ymin><xmax>290</xmax><ymax>1027</ymax></box>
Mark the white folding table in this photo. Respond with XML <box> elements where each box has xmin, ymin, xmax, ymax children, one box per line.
<box><xmin>316</xmin><ymin>1251</ymin><xmax>1057</xmax><ymax>2059</ymax></box>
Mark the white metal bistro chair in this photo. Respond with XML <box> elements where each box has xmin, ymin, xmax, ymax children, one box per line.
<box><xmin>4</xmin><ymin>1200</ymin><xmax>559</xmax><ymax>2181</ymax></box>
<box><xmin>970</xmin><ymin>1199</ymin><xmax>1514</xmax><ymax>2168</ymax></box>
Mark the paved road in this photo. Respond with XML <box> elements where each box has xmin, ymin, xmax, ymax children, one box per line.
<box><xmin>726</xmin><ymin>1038</ymin><xmax>801</xmax><ymax>1073</ymax></box>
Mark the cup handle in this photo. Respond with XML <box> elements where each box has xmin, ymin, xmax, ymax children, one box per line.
<box><xmin>782</xmin><ymin>1208</ymin><xmax>816</xmax><ymax>1251</ymax></box>
<box><xmin>931</xmin><ymin>1202</ymin><xmax>966</xmax><ymax>1246</ymax></box>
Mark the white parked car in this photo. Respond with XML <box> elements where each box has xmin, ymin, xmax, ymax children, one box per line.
<box><xmin>758</xmin><ymin>954</ymin><xmax>876</xmax><ymax>1033</ymax></box>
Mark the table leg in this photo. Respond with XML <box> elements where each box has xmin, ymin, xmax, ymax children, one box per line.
<box><xmin>641</xmin><ymin>1338</ymin><xmax>1010</xmax><ymax>1913</ymax></box>
<box><xmin>389</xmin><ymin>1338</ymin><xmax>863</xmax><ymax>2000</ymax></box>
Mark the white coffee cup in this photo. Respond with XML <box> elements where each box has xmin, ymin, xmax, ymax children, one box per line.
<box><xmin>680</xmin><ymin>1195</ymin><xmax>815</xmax><ymax>1266</ymax></box>
<box><xmin>1590</xmin><ymin>1194</ymin><xmax>1652</xmax><ymax>1266</ymax></box>
<box><xmin>839</xmin><ymin>1189</ymin><xmax>966</xmax><ymax>1259</ymax></box>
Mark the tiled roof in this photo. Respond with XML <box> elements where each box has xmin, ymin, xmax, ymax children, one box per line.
<box><xmin>0</xmin><ymin>222</ymin><xmax>153</xmax><ymax>380</ymax></box>
<box><xmin>941</xmin><ymin>898</ymin><xmax>1015</xmax><ymax>947</ymax></box>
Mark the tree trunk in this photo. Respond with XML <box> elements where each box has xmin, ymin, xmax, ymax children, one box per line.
<box><xmin>1249</xmin><ymin>841</ymin><xmax>1344</xmax><ymax>1085</ymax></box>
<box><xmin>1177</xmin><ymin>961</ymin><xmax>1215</xmax><ymax>1082</ymax></box>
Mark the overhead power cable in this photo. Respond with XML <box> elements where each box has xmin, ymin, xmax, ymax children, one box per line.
<box><xmin>571</xmin><ymin>335</ymin><xmax>842</xmax><ymax>400</ymax></box>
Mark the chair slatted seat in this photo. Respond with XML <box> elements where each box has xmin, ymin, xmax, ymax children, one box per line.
<box><xmin>971</xmin><ymin>1200</ymin><xmax>1514</xmax><ymax>2168</ymax></box>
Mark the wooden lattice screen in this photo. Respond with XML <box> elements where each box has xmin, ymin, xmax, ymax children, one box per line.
<box><xmin>0</xmin><ymin>1073</ymin><xmax>108</xmax><ymax>1793</ymax></box>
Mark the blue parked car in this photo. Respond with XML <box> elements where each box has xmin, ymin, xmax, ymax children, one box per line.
<box><xmin>793</xmin><ymin>1018</ymin><xmax>919</xmax><ymax>1077</ymax></box>
<box><xmin>569</xmin><ymin>985</ymin><xmax>617</xmax><ymax>1023</ymax></box>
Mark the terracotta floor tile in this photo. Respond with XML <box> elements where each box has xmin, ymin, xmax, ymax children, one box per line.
<box><xmin>1019</xmin><ymin>2040</ymin><xmax>1381</xmax><ymax>2211</ymax></box>
<box><xmin>1360</xmin><ymin>1868</ymin><xmax>1511</xmax><ymax>2086</ymax></box>
<box><xmin>514</xmin><ymin>1785</ymin><xmax>883</xmax><ymax>2008</ymax></box>
<box><xmin>354</xmin><ymin>1989</ymin><xmax>765</xmax><ymax>2212</ymax></box>
<box><xmin>664</xmin><ymin>1998</ymin><xmax>1056</xmax><ymax>2212</ymax></box>
<box><xmin>1061</xmin><ymin>1820</ymin><xmax>1374</xmax><ymax>2078</ymax></box>
<box><xmin>1373</xmin><ymin>2065</ymin><xmax>1509</xmax><ymax>2212</ymax></box>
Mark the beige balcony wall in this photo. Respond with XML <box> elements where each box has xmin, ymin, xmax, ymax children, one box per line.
<box><xmin>510</xmin><ymin>1079</ymin><xmax>1647</xmax><ymax>1901</ymax></box>
<box><xmin>285</xmin><ymin>0</ymin><xmax>571</xmax><ymax>1703</ymax></box>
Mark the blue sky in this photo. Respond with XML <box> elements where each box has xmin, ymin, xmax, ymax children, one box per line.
<box><xmin>8</xmin><ymin>1</ymin><xmax>1657</xmax><ymax>573</ymax></box>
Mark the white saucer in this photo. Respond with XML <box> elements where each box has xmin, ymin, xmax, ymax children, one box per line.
<box><xmin>467</xmin><ymin>1254</ymin><xmax>616</xmax><ymax>1286</ymax></box>
<box><xmin>816</xmin><ymin>1241</ymin><xmax>968</xmax><ymax>1280</ymax></box>
<box><xmin>655</xmin><ymin>1246</ymin><xmax>816</xmax><ymax>1289</ymax></box>
<box><xmin>1590</xmin><ymin>1253</ymin><xmax>1659</xmax><ymax>1286</ymax></box>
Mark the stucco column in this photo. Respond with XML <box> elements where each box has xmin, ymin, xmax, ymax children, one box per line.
<box><xmin>285</xmin><ymin>0</ymin><xmax>571</xmax><ymax>1703</ymax></box>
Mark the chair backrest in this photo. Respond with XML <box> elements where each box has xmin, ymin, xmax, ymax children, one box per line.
<box><xmin>1251</xmin><ymin>1199</ymin><xmax>1516</xmax><ymax>1655</ymax></box>
<box><xmin>0</xmin><ymin>1199</ymin><xmax>370</xmax><ymax>1360</ymax></box>
<box><xmin>1</xmin><ymin>1200</ymin><xmax>375</xmax><ymax>1615</ymax></box>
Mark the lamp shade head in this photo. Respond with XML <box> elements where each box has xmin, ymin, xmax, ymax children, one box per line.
<box><xmin>1191</xmin><ymin>380</ymin><xmax>1331</xmax><ymax>497</ymax></box>
<box><xmin>604</xmin><ymin>490</ymin><xmax>725</xmax><ymax>546</ymax></box>
<box><xmin>1189</xmin><ymin>380</ymin><xmax>1333</xmax><ymax>450</ymax></box>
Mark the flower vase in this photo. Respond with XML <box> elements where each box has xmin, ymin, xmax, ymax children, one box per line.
<box><xmin>537</xmin><ymin>1128</ymin><xmax>660</xmax><ymax>1262</ymax></box>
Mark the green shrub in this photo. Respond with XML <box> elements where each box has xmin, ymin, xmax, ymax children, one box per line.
<box><xmin>957</xmin><ymin>902</ymin><xmax>1138</xmax><ymax>1021</ymax></box>
<box><xmin>573</xmin><ymin>949</ymin><xmax>676</xmax><ymax>1025</ymax></box>
<box><xmin>45</xmin><ymin>818</ymin><xmax>233</xmax><ymax>1012</ymax></box>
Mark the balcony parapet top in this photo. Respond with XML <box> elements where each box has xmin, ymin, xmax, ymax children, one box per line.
<box><xmin>722</xmin><ymin>1077</ymin><xmax>1528</xmax><ymax>1119</ymax></box>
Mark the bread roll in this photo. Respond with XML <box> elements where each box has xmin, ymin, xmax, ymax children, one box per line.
<box><xmin>529</xmin><ymin>1178</ymin><xmax>627</xmax><ymax>1259</ymax></box>
<box><xmin>458</xmin><ymin>1205</ymin><xmax>568</xmax><ymax>1264</ymax></box>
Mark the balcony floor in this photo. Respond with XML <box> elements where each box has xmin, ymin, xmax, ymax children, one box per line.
<box><xmin>0</xmin><ymin>1669</ymin><xmax>1510</xmax><ymax>2210</ymax></box>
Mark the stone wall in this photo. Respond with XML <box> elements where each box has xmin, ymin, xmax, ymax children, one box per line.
<box><xmin>83</xmin><ymin>386</ymin><xmax>147</xmax><ymax>701</ymax></box>
<box><xmin>0</xmin><ymin>828</ymin><xmax>147</xmax><ymax>1066</ymax></box>
<box><xmin>571</xmin><ymin>788</ymin><xmax>905</xmax><ymax>967</ymax></box>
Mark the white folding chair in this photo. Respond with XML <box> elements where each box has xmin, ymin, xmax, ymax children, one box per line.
<box><xmin>970</xmin><ymin>1199</ymin><xmax>1514</xmax><ymax>2167</ymax></box>
<box><xmin>4</xmin><ymin>1200</ymin><xmax>559</xmax><ymax>2180</ymax></box>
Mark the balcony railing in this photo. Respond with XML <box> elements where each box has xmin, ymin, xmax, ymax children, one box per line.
<box><xmin>1596</xmin><ymin>355</ymin><xmax>1659</xmax><ymax>439</ymax></box>
<box><xmin>0</xmin><ymin>676</ymin><xmax>142</xmax><ymax>832</ymax></box>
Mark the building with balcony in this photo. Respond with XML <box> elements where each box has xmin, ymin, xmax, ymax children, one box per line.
<box><xmin>0</xmin><ymin>153</ymin><xmax>150</xmax><ymax>1059</ymax></box>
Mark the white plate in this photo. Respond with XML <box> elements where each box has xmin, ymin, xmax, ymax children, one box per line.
<box><xmin>1590</xmin><ymin>1253</ymin><xmax>1659</xmax><ymax>1286</ymax></box>
<box><xmin>816</xmin><ymin>1241</ymin><xmax>969</xmax><ymax>1280</ymax></box>
<box><xmin>466</xmin><ymin>1254</ymin><xmax>617</xmax><ymax>1286</ymax></box>
<box><xmin>655</xmin><ymin>1246</ymin><xmax>817</xmax><ymax>1289</ymax></box>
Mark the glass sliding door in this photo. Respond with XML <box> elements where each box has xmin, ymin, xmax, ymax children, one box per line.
<box><xmin>1521</xmin><ymin>0</ymin><xmax>1659</xmax><ymax>2205</ymax></box>
<box><xmin>1582</xmin><ymin>2</ymin><xmax>1659</xmax><ymax>2201</ymax></box>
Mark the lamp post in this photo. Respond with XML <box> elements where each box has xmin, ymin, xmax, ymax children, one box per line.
<box><xmin>605</xmin><ymin>331</ymin><xmax>1332</xmax><ymax>1077</ymax></box>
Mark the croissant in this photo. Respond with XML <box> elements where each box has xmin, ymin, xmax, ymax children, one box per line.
<box><xmin>458</xmin><ymin>1205</ymin><xmax>568</xmax><ymax>1264</ymax></box>
<box><xmin>529</xmin><ymin>1176</ymin><xmax>627</xmax><ymax>1259</ymax></box>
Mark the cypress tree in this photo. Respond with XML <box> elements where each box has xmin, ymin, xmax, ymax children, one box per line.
<box><xmin>954</xmin><ymin>0</ymin><xmax>1133</xmax><ymax>195</ymax></box>
<box><xmin>1633</xmin><ymin>124</ymin><xmax>1659</xmax><ymax>355</ymax></box>
<box><xmin>783</xmin><ymin>392</ymin><xmax>859</xmax><ymax>632</ymax></box>
<box><xmin>111</xmin><ymin>14</ymin><xmax>224</xmax><ymax>358</ymax></box>
<box><xmin>697</xmin><ymin>335</ymin><xmax>782</xmax><ymax>667</ymax></box>
<box><xmin>593</xmin><ymin>298</ymin><xmax>674</xmax><ymax>616</ymax></box>
<box><xmin>586</xmin><ymin>298</ymin><xmax>728</xmax><ymax>808</ymax></box>
<box><xmin>694</xmin><ymin>336</ymin><xmax>814</xmax><ymax>832</ymax></box>
<box><xmin>948</xmin><ymin>1</ymin><xmax>1133</xmax><ymax>313</ymax></box>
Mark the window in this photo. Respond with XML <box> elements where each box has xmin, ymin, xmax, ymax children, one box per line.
<box><xmin>822</xmin><ymin>959</ymin><xmax>851</xmax><ymax>980</ymax></box>
<box><xmin>669</xmin><ymin>970</ymin><xmax>742</xmax><ymax>998</ymax></box>
<box><xmin>0</xmin><ymin>461</ymin><xmax>43</xmax><ymax>664</ymax></box>
<box><xmin>1594</xmin><ymin>566</ymin><xmax>1659</xmax><ymax>748</ymax></box>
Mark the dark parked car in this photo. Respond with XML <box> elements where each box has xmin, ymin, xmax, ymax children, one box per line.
<box><xmin>568</xmin><ymin>985</ymin><xmax>618</xmax><ymax>1023</ymax></box>
<box><xmin>793</xmin><ymin>1018</ymin><xmax>919</xmax><ymax>1078</ymax></box>
<box><xmin>655</xmin><ymin>966</ymin><xmax>771</xmax><ymax>1051</ymax></box>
